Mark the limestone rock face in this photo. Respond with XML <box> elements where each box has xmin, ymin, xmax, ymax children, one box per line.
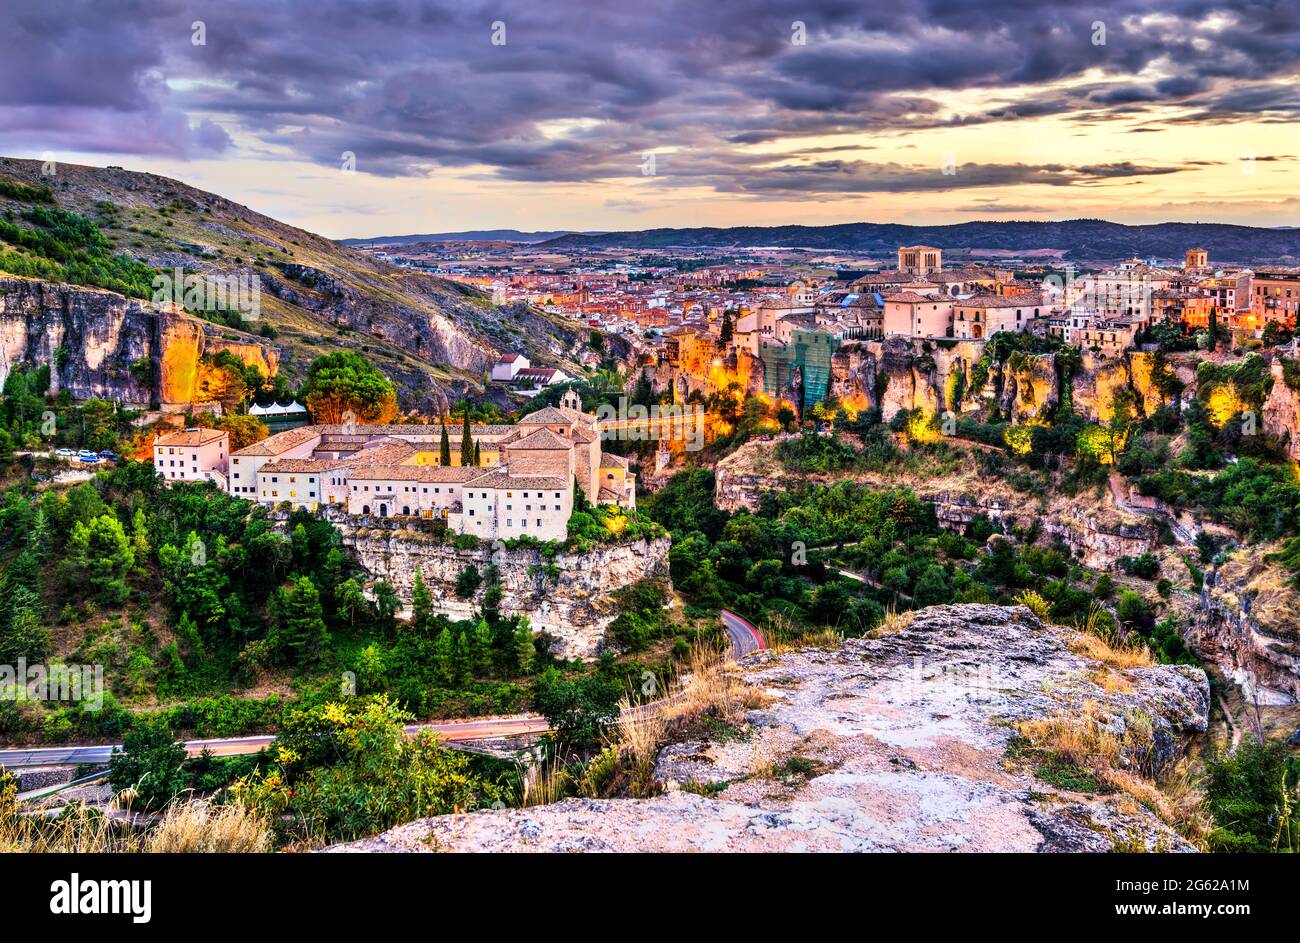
<box><xmin>1262</xmin><ymin>360</ymin><xmax>1300</xmax><ymax>461</ymax></box>
<box><xmin>331</xmin><ymin>604</ymin><xmax>1209</xmax><ymax>853</ymax></box>
<box><xmin>0</xmin><ymin>275</ymin><xmax>277</xmax><ymax>406</ymax></box>
<box><xmin>715</xmin><ymin>438</ymin><xmax>1159</xmax><ymax>569</ymax></box>
<box><xmin>1191</xmin><ymin>549</ymin><xmax>1300</xmax><ymax>705</ymax></box>
<box><xmin>339</xmin><ymin>516</ymin><xmax>670</xmax><ymax>660</ymax></box>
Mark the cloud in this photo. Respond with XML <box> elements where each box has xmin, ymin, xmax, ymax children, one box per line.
<box><xmin>0</xmin><ymin>0</ymin><xmax>1296</xmax><ymax>199</ymax></box>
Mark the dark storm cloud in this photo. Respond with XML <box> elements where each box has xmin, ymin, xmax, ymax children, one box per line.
<box><xmin>1</xmin><ymin>0</ymin><xmax>1297</xmax><ymax>194</ymax></box>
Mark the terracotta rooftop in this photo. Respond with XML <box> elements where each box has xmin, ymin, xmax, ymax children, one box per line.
<box><xmin>507</xmin><ymin>428</ymin><xmax>572</xmax><ymax>451</ymax></box>
<box><xmin>956</xmin><ymin>292</ymin><xmax>1045</xmax><ymax>309</ymax></box>
<box><xmin>258</xmin><ymin>458</ymin><xmax>333</xmax><ymax>474</ymax></box>
<box><xmin>462</xmin><ymin>470</ymin><xmax>568</xmax><ymax>490</ymax></box>
<box><xmin>882</xmin><ymin>291</ymin><xmax>937</xmax><ymax>304</ymax></box>
<box><xmin>232</xmin><ymin>426</ymin><xmax>321</xmax><ymax>456</ymax></box>
<box><xmin>154</xmin><ymin>428</ymin><xmax>227</xmax><ymax>448</ymax></box>
<box><xmin>599</xmin><ymin>452</ymin><xmax>629</xmax><ymax>468</ymax></box>
<box><xmin>349</xmin><ymin>465</ymin><xmax>482</xmax><ymax>483</ymax></box>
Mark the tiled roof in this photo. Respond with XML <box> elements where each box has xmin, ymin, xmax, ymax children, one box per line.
<box><xmin>463</xmin><ymin>469</ymin><xmax>568</xmax><ymax>490</ymax></box>
<box><xmin>154</xmin><ymin>428</ymin><xmax>227</xmax><ymax>448</ymax></box>
<box><xmin>882</xmin><ymin>291</ymin><xmax>936</xmax><ymax>304</ymax></box>
<box><xmin>518</xmin><ymin>407</ymin><xmax>573</xmax><ymax>425</ymax></box>
<box><xmin>349</xmin><ymin>465</ymin><xmax>482</xmax><ymax>482</ymax></box>
<box><xmin>599</xmin><ymin>452</ymin><xmax>629</xmax><ymax>468</ymax></box>
<box><xmin>258</xmin><ymin>458</ymin><xmax>332</xmax><ymax>474</ymax></box>
<box><xmin>955</xmin><ymin>292</ymin><xmax>1044</xmax><ymax>309</ymax></box>
<box><xmin>232</xmin><ymin>426</ymin><xmax>322</xmax><ymax>456</ymax></box>
<box><xmin>507</xmin><ymin>428</ymin><xmax>571</xmax><ymax>450</ymax></box>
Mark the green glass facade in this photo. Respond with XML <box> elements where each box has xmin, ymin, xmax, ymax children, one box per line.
<box><xmin>760</xmin><ymin>329</ymin><xmax>839</xmax><ymax>411</ymax></box>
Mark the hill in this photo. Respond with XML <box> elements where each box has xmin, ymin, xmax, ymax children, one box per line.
<box><xmin>342</xmin><ymin>229</ymin><xmax>604</xmax><ymax>246</ymax></box>
<box><xmin>543</xmin><ymin>219</ymin><xmax>1300</xmax><ymax>263</ymax></box>
<box><xmin>0</xmin><ymin>158</ymin><xmax>590</xmax><ymax>412</ymax></box>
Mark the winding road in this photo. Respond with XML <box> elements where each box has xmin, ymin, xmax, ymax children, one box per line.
<box><xmin>1</xmin><ymin>611</ymin><xmax>765</xmax><ymax>770</ymax></box>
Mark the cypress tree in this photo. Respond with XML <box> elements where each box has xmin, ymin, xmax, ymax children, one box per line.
<box><xmin>460</xmin><ymin>414</ymin><xmax>474</xmax><ymax>466</ymax></box>
<box><xmin>473</xmin><ymin>440</ymin><xmax>481</xmax><ymax>466</ymax></box>
<box><xmin>439</xmin><ymin>421</ymin><xmax>451</xmax><ymax>466</ymax></box>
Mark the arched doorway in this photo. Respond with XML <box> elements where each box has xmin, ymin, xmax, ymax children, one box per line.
<box><xmin>402</xmin><ymin>506</ymin><xmax>411</xmax><ymax>516</ymax></box>
<box><xmin>972</xmin><ymin>323</ymin><xmax>984</xmax><ymax>339</ymax></box>
<box><xmin>379</xmin><ymin>504</ymin><xmax>388</xmax><ymax>518</ymax></box>
<box><xmin>362</xmin><ymin>505</ymin><xmax>370</xmax><ymax>515</ymax></box>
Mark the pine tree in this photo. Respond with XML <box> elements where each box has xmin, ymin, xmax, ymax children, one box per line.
<box><xmin>460</xmin><ymin>414</ymin><xmax>474</xmax><ymax>466</ymax></box>
<box><xmin>28</xmin><ymin>506</ymin><xmax>51</xmax><ymax>561</ymax></box>
<box><xmin>513</xmin><ymin>618</ymin><xmax>535</xmax><ymax>675</ymax></box>
<box><xmin>439</xmin><ymin>421</ymin><xmax>451</xmax><ymax>466</ymax></box>
<box><xmin>411</xmin><ymin>568</ymin><xmax>433</xmax><ymax>634</ymax></box>
<box><xmin>129</xmin><ymin>507</ymin><xmax>150</xmax><ymax>559</ymax></box>
<box><xmin>433</xmin><ymin>627</ymin><xmax>455</xmax><ymax>685</ymax></box>
<box><xmin>453</xmin><ymin>632</ymin><xmax>471</xmax><ymax>685</ymax></box>
<box><xmin>471</xmin><ymin>618</ymin><xmax>493</xmax><ymax>677</ymax></box>
<box><xmin>276</xmin><ymin>576</ymin><xmax>329</xmax><ymax>666</ymax></box>
<box><xmin>0</xmin><ymin>584</ymin><xmax>49</xmax><ymax>662</ymax></box>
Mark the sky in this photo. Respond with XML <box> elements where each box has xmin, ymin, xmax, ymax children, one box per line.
<box><xmin>2</xmin><ymin>0</ymin><xmax>1298</xmax><ymax>239</ymax></box>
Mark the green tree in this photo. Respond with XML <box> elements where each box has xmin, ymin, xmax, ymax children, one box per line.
<box><xmin>513</xmin><ymin>619</ymin><xmax>535</xmax><ymax>675</ymax></box>
<box><xmin>454</xmin><ymin>565</ymin><xmax>482</xmax><ymax>599</ymax></box>
<box><xmin>274</xmin><ymin>576</ymin><xmax>330</xmax><ymax>665</ymax></box>
<box><xmin>460</xmin><ymin>414</ymin><xmax>474</xmax><ymax>467</ymax></box>
<box><xmin>1204</xmin><ymin>741</ymin><xmax>1300</xmax><ymax>852</ymax></box>
<box><xmin>0</xmin><ymin>584</ymin><xmax>49</xmax><ymax>662</ymax></box>
<box><xmin>335</xmin><ymin>578</ymin><xmax>365</xmax><ymax>625</ymax></box>
<box><xmin>108</xmin><ymin>719</ymin><xmax>187</xmax><ymax>811</ymax></box>
<box><xmin>439</xmin><ymin>421</ymin><xmax>451</xmax><ymax>466</ymax></box>
<box><xmin>67</xmin><ymin>512</ymin><xmax>135</xmax><ymax>604</ymax></box>
<box><xmin>79</xmin><ymin>398</ymin><xmax>118</xmax><ymax>451</ymax></box>
<box><xmin>301</xmin><ymin>350</ymin><xmax>398</xmax><ymax>424</ymax></box>
<box><xmin>411</xmin><ymin>569</ymin><xmax>434</xmax><ymax>634</ymax></box>
<box><xmin>470</xmin><ymin>619</ymin><xmax>493</xmax><ymax>677</ymax></box>
<box><xmin>433</xmin><ymin>627</ymin><xmax>455</xmax><ymax>685</ymax></box>
<box><xmin>534</xmin><ymin>667</ymin><xmax>622</xmax><ymax>753</ymax></box>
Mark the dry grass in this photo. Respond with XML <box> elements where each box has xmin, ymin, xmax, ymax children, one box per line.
<box><xmin>868</xmin><ymin>608</ymin><xmax>914</xmax><ymax>638</ymax></box>
<box><xmin>145</xmin><ymin>800</ymin><xmax>271</xmax><ymax>853</ymax></box>
<box><xmin>1015</xmin><ymin>702</ymin><xmax>1126</xmax><ymax>772</ymax></box>
<box><xmin>1069</xmin><ymin>630</ymin><xmax>1155</xmax><ymax>669</ymax></box>
<box><xmin>1014</xmin><ymin>701</ymin><xmax>1207</xmax><ymax>845</ymax></box>
<box><xmin>1088</xmin><ymin>666</ymin><xmax>1136</xmax><ymax>695</ymax></box>
<box><xmin>522</xmin><ymin>760</ymin><xmax>574</xmax><ymax>808</ymax></box>
<box><xmin>0</xmin><ymin>801</ymin><xmax>139</xmax><ymax>853</ymax></box>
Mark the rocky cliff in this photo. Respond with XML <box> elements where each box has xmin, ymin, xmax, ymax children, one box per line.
<box><xmin>333</xmin><ymin>604</ymin><xmax>1210</xmax><ymax>852</ymax></box>
<box><xmin>0</xmin><ymin>275</ymin><xmax>276</xmax><ymax>406</ymax></box>
<box><xmin>715</xmin><ymin>437</ymin><xmax>1159</xmax><ymax>568</ymax></box>
<box><xmin>1192</xmin><ymin>548</ymin><xmax>1300</xmax><ymax>705</ymax></box>
<box><xmin>1262</xmin><ymin>359</ymin><xmax>1300</xmax><ymax>461</ymax></box>
<box><xmin>337</xmin><ymin>515</ymin><xmax>670</xmax><ymax>660</ymax></box>
<box><xmin>0</xmin><ymin>157</ymin><xmax>590</xmax><ymax>413</ymax></box>
<box><xmin>829</xmin><ymin>339</ymin><xmax>1176</xmax><ymax>426</ymax></box>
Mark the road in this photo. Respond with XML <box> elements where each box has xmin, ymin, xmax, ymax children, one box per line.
<box><xmin>1</xmin><ymin>612</ymin><xmax>765</xmax><ymax>770</ymax></box>
<box><xmin>720</xmin><ymin>609</ymin><xmax>767</xmax><ymax>656</ymax></box>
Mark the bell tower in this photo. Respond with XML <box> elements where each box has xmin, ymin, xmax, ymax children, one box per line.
<box><xmin>560</xmin><ymin>388</ymin><xmax>581</xmax><ymax>412</ymax></box>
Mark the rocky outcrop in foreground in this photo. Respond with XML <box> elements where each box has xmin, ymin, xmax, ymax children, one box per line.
<box><xmin>333</xmin><ymin>604</ymin><xmax>1209</xmax><ymax>852</ymax></box>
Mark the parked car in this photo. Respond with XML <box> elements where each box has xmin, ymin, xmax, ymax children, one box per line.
<box><xmin>98</xmin><ymin>450</ymin><xmax>120</xmax><ymax>461</ymax></box>
<box><xmin>76</xmin><ymin>450</ymin><xmax>97</xmax><ymax>458</ymax></box>
<box><xmin>55</xmin><ymin>448</ymin><xmax>75</xmax><ymax>458</ymax></box>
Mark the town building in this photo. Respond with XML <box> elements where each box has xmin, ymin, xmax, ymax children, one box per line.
<box><xmin>897</xmin><ymin>245</ymin><xmax>943</xmax><ymax>275</ymax></box>
<box><xmin>1251</xmin><ymin>269</ymin><xmax>1300</xmax><ymax>330</ymax></box>
<box><xmin>229</xmin><ymin>391</ymin><xmax>634</xmax><ymax>541</ymax></box>
<box><xmin>491</xmin><ymin>353</ymin><xmax>530</xmax><ymax>383</ymax></box>
<box><xmin>153</xmin><ymin>428</ymin><xmax>229</xmax><ymax>485</ymax></box>
<box><xmin>951</xmin><ymin>292</ymin><xmax>1045</xmax><ymax>340</ymax></box>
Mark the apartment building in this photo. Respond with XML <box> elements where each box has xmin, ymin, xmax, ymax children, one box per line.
<box><xmin>153</xmin><ymin>428</ymin><xmax>229</xmax><ymax>484</ymax></box>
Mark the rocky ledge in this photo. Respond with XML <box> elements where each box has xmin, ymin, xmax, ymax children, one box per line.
<box><xmin>331</xmin><ymin>604</ymin><xmax>1208</xmax><ymax>853</ymax></box>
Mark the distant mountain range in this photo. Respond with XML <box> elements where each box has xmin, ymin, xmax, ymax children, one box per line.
<box><xmin>342</xmin><ymin>230</ymin><xmax>605</xmax><ymax>246</ymax></box>
<box><xmin>538</xmin><ymin>219</ymin><xmax>1300</xmax><ymax>263</ymax></box>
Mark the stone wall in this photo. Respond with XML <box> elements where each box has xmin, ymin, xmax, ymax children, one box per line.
<box><xmin>336</xmin><ymin>514</ymin><xmax>671</xmax><ymax>660</ymax></box>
